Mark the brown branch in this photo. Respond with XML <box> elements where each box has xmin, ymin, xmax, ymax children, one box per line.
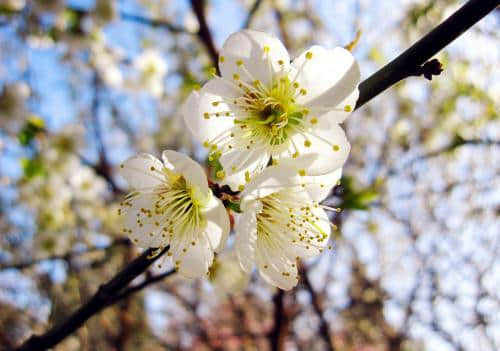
<box><xmin>0</xmin><ymin>238</ymin><xmax>130</xmax><ymax>271</ymax></box>
<box><xmin>119</xmin><ymin>12</ymin><xmax>187</xmax><ymax>33</ymax></box>
<box><xmin>386</xmin><ymin>138</ymin><xmax>500</xmax><ymax>177</ymax></box>
<box><xmin>190</xmin><ymin>0</ymin><xmax>219</xmax><ymax>69</ymax></box>
<box><xmin>110</xmin><ymin>269</ymin><xmax>176</xmax><ymax>303</ymax></box>
<box><xmin>14</xmin><ymin>247</ymin><xmax>169</xmax><ymax>351</ymax></box>
<box><xmin>355</xmin><ymin>0</ymin><xmax>499</xmax><ymax>110</ymax></box>
<box><xmin>272</xmin><ymin>5</ymin><xmax>292</xmax><ymax>49</ymax></box>
<box><xmin>243</xmin><ymin>0</ymin><xmax>264</xmax><ymax>29</ymax></box>
<box><xmin>300</xmin><ymin>265</ymin><xmax>335</xmax><ymax>350</ymax></box>
<box><xmin>269</xmin><ymin>289</ymin><xmax>287</xmax><ymax>351</ymax></box>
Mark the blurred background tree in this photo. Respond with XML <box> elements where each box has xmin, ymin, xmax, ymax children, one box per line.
<box><xmin>0</xmin><ymin>0</ymin><xmax>498</xmax><ymax>350</ymax></box>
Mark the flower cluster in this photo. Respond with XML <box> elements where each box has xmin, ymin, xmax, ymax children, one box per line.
<box><xmin>120</xmin><ymin>30</ymin><xmax>359</xmax><ymax>291</ymax></box>
<box><xmin>19</xmin><ymin>124</ymin><xmax>108</xmax><ymax>253</ymax></box>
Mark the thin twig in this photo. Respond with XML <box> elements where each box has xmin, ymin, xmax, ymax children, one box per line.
<box><xmin>269</xmin><ymin>289</ymin><xmax>286</xmax><ymax>351</ymax></box>
<box><xmin>190</xmin><ymin>0</ymin><xmax>219</xmax><ymax>69</ymax></box>
<box><xmin>300</xmin><ymin>265</ymin><xmax>335</xmax><ymax>350</ymax></box>
<box><xmin>119</xmin><ymin>11</ymin><xmax>188</xmax><ymax>33</ymax></box>
<box><xmin>243</xmin><ymin>0</ymin><xmax>264</xmax><ymax>29</ymax></box>
<box><xmin>386</xmin><ymin>138</ymin><xmax>500</xmax><ymax>177</ymax></box>
<box><xmin>0</xmin><ymin>238</ymin><xmax>129</xmax><ymax>271</ymax></box>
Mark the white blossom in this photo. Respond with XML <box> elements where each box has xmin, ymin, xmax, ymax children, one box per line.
<box><xmin>90</xmin><ymin>39</ymin><xmax>124</xmax><ymax>88</ymax></box>
<box><xmin>118</xmin><ymin>151</ymin><xmax>230</xmax><ymax>278</ymax></box>
<box><xmin>208</xmin><ymin>252</ymin><xmax>250</xmax><ymax>297</ymax></box>
<box><xmin>183</xmin><ymin>29</ymin><xmax>359</xmax><ymax>191</ymax></box>
<box><xmin>235</xmin><ymin>164</ymin><xmax>341</xmax><ymax>290</ymax></box>
<box><xmin>132</xmin><ymin>49</ymin><xmax>168</xmax><ymax>97</ymax></box>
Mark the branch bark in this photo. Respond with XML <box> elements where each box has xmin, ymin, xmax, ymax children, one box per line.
<box><xmin>119</xmin><ymin>12</ymin><xmax>187</xmax><ymax>33</ymax></box>
<box><xmin>243</xmin><ymin>0</ymin><xmax>264</xmax><ymax>29</ymax></box>
<box><xmin>0</xmin><ymin>238</ymin><xmax>129</xmax><ymax>271</ymax></box>
<box><xmin>190</xmin><ymin>0</ymin><xmax>220</xmax><ymax>69</ymax></box>
<box><xmin>269</xmin><ymin>290</ymin><xmax>287</xmax><ymax>351</ymax></box>
<box><xmin>14</xmin><ymin>247</ymin><xmax>169</xmax><ymax>351</ymax></box>
<box><xmin>355</xmin><ymin>0</ymin><xmax>499</xmax><ymax>110</ymax></box>
<box><xmin>301</xmin><ymin>266</ymin><xmax>335</xmax><ymax>350</ymax></box>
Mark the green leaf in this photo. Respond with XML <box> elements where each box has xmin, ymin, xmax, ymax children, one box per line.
<box><xmin>21</xmin><ymin>157</ymin><xmax>46</xmax><ymax>180</ymax></box>
<box><xmin>339</xmin><ymin>176</ymin><xmax>379</xmax><ymax>211</ymax></box>
<box><xmin>224</xmin><ymin>200</ymin><xmax>241</xmax><ymax>213</ymax></box>
<box><xmin>17</xmin><ymin>117</ymin><xmax>45</xmax><ymax>146</ymax></box>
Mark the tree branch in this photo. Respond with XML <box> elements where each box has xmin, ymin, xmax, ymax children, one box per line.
<box><xmin>243</xmin><ymin>0</ymin><xmax>264</xmax><ymax>29</ymax></box>
<box><xmin>300</xmin><ymin>266</ymin><xmax>335</xmax><ymax>350</ymax></box>
<box><xmin>110</xmin><ymin>268</ymin><xmax>176</xmax><ymax>304</ymax></box>
<box><xmin>119</xmin><ymin>11</ymin><xmax>188</xmax><ymax>33</ymax></box>
<box><xmin>355</xmin><ymin>0</ymin><xmax>499</xmax><ymax>110</ymax></box>
<box><xmin>190</xmin><ymin>0</ymin><xmax>219</xmax><ymax>69</ymax></box>
<box><xmin>269</xmin><ymin>289</ymin><xmax>286</xmax><ymax>351</ymax></box>
<box><xmin>386</xmin><ymin>138</ymin><xmax>500</xmax><ymax>177</ymax></box>
<box><xmin>14</xmin><ymin>247</ymin><xmax>169</xmax><ymax>351</ymax></box>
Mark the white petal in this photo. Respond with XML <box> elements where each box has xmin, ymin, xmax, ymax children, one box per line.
<box><xmin>235</xmin><ymin>200</ymin><xmax>262</xmax><ymax>273</ymax></box>
<box><xmin>119</xmin><ymin>153</ymin><xmax>165</xmax><ymax>190</ymax></box>
<box><xmin>162</xmin><ymin>150</ymin><xmax>208</xmax><ymax>191</ymax></box>
<box><xmin>219</xmin><ymin>29</ymin><xmax>290</xmax><ymax>86</ymax></box>
<box><xmin>240</xmin><ymin>164</ymin><xmax>301</xmax><ymax>205</ymax></box>
<box><xmin>182</xmin><ymin>79</ymin><xmax>236</xmax><ymax>144</ymax></box>
<box><xmin>219</xmin><ymin>148</ymin><xmax>270</xmax><ymax>191</ymax></box>
<box><xmin>202</xmin><ymin>196</ymin><xmax>230</xmax><ymax>252</ymax></box>
<box><xmin>273</xmin><ymin>156</ymin><xmax>342</xmax><ymax>202</ymax></box>
<box><xmin>290</xmin><ymin>119</ymin><xmax>350</xmax><ymax>175</ymax></box>
<box><xmin>288</xmin><ymin>206</ymin><xmax>331</xmax><ymax>259</ymax></box>
<box><xmin>176</xmin><ymin>231</ymin><xmax>214</xmax><ymax>279</ymax></box>
<box><xmin>292</xmin><ymin>46</ymin><xmax>360</xmax><ymax>112</ymax></box>
<box><xmin>256</xmin><ymin>240</ymin><xmax>298</xmax><ymax>290</ymax></box>
<box><xmin>319</xmin><ymin>88</ymin><xmax>359</xmax><ymax>124</ymax></box>
<box><xmin>122</xmin><ymin>193</ymin><xmax>169</xmax><ymax>249</ymax></box>
<box><xmin>303</xmin><ymin>168</ymin><xmax>343</xmax><ymax>202</ymax></box>
<box><xmin>212</xmin><ymin>257</ymin><xmax>250</xmax><ymax>297</ymax></box>
<box><xmin>210</xmin><ymin>252</ymin><xmax>250</xmax><ymax>297</ymax></box>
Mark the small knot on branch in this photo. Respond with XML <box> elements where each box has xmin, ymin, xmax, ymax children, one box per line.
<box><xmin>414</xmin><ymin>58</ymin><xmax>443</xmax><ymax>80</ymax></box>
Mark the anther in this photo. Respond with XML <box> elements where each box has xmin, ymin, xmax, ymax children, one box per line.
<box><xmin>216</xmin><ymin>170</ymin><xmax>226</xmax><ymax>179</ymax></box>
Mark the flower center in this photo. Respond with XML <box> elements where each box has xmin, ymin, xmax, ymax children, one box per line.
<box><xmin>233</xmin><ymin>75</ymin><xmax>309</xmax><ymax>147</ymax></box>
<box><xmin>153</xmin><ymin>172</ymin><xmax>206</xmax><ymax>234</ymax></box>
<box><xmin>256</xmin><ymin>191</ymin><xmax>329</xmax><ymax>248</ymax></box>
